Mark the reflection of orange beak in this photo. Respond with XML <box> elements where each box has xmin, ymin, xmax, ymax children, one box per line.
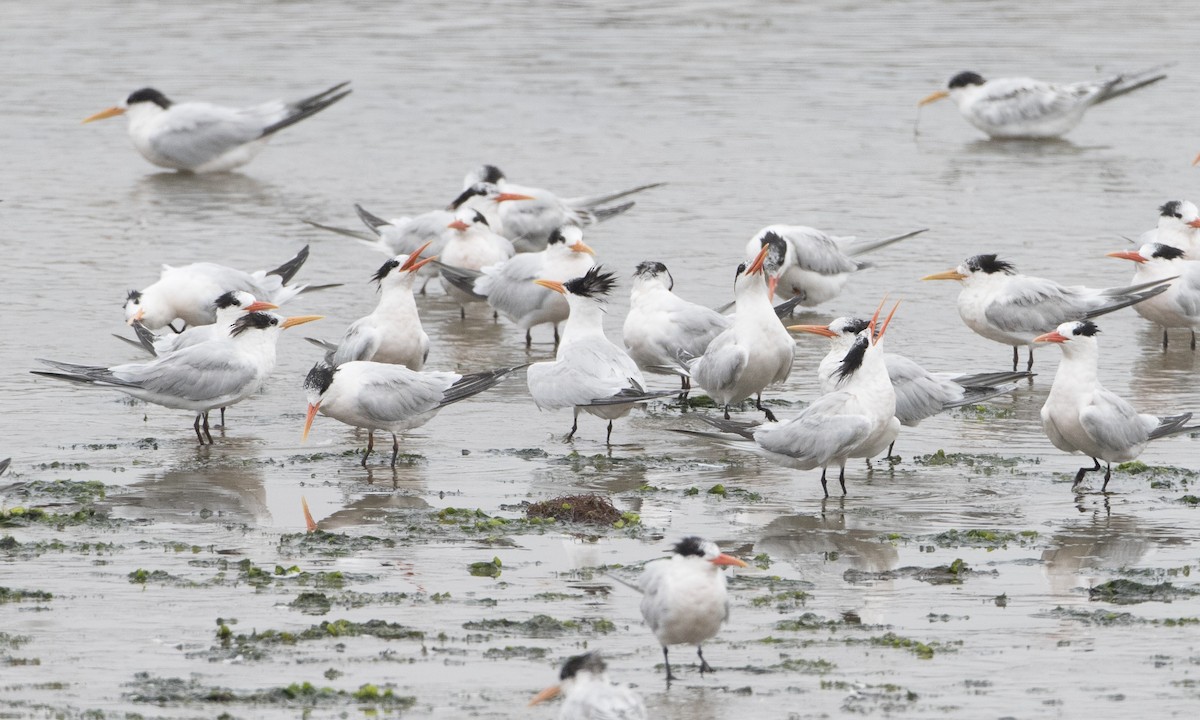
<box><xmin>281</xmin><ymin>315</ymin><xmax>323</xmax><ymax>329</ymax></box>
<box><xmin>747</xmin><ymin>244</ymin><xmax>770</xmax><ymax>275</ymax></box>
<box><xmin>533</xmin><ymin>279</ymin><xmax>566</xmax><ymax>294</ymax></box>
<box><xmin>82</xmin><ymin>106</ymin><xmax>125</xmax><ymax>123</ymax></box>
<box><xmin>447</xmin><ymin>220</ymin><xmax>469</xmax><ymax>231</ymax></box>
<box><xmin>918</xmin><ymin>89</ymin><xmax>949</xmax><ymax>107</ymax></box>
<box><xmin>711</xmin><ymin>553</ymin><xmax>748</xmax><ymax>568</ymax></box>
<box><xmin>400</xmin><ymin>241</ymin><xmax>434</xmax><ymax>271</ymax></box>
<box><xmin>496</xmin><ymin>192</ymin><xmax>535</xmax><ymax>203</ymax></box>
<box><xmin>301</xmin><ymin>496</ymin><xmax>318</xmax><ymax>533</ymax></box>
<box><xmin>1033</xmin><ymin>331</ymin><xmax>1068</xmax><ymax>344</ymax></box>
<box><xmin>244</xmin><ymin>301</ymin><xmax>279</xmax><ymax>312</ymax></box>
<box><xmin>1106</xmin><ymin>250</ymin><xmax>1147</xmax><ymax>263</ymax></box>
<box><xmin>302</xmin><ymin>402</ymin><xmax>321</xmax><ymax>441</ymax></box>
<box><xmin>787</xmin><ymin>324</ymin><xmax>837</xmax><ymax>338</ymax></box>
<box><xmin>528</xmin><ymin>684</ymin><xmax>561</xmax><ymax>706</ymax></box>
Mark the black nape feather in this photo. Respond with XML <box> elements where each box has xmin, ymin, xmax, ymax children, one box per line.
<box><xmin>372</xmin><ymin>258</ymin><xmax>401</xmax><ymax>284</ymax></box>
<box><xmin>559</xmin><ymin>651</ymin><xmax>606</xmax><ymax>680</ymax></box>
<box><xmin>471</xmin><ymin>209</ymin><xmax>489</xmax><ymax>228</ymax></box>
<box><xmin>948</xmin><ymin>71</ymin><xmax>985</xmax><ymax>89</ymax></box>
<box><xmin>213</xmin><ymin>291</ymin><xmax>242</xmax><ymax>309</ymax></box>
<box><xmin>965</xmin><ymin>253</ymin><xmax>1015</xmax><ymax>275</ymax></box>
<box><xmin>547</xmin><ymin>228</ymin><xmax>568</xmax><ymax>246</ymax></box>
<box><xmin>564</xmin><ymin>266</ymin><xmax>618</xmax><ymax>299</ymax></box>
<box><xmin>126</xmin><ymin>289</ymin><xmax>142</xmax><ymax>304</ymax></box>
<box><xmin>841</xmin><ymin>317</ymin><xmax>872</xmax><ymax>335</ymax></box>
<box><xmin>126</xmin><ymin>88</ymin><xmax>172</xmax><ymax>109</ymax></box>
<box><xmin>1151</xmin><ymin>244</ymin><xmax>1186</xmax><ymax>261</ymax></box>
<box><xmin>230</xmin><ymin>311</ymin><xmax>278</xmax><ymax>336</ymax></box>
<box><xmin>634</xmin><ymin>260</ymin><xmax>668</xmax><ymax>278</ymax></box>
<box><xmin>446</xmin><ymin>182</ymin><xmax>492</xmax><ymax>210</ymax></box>
<box><xmin>303</xmin><ymin>363</ymin><xmax>337</xmax><ymax>395</ymax></box>
<box><xmin>1159</xmin><ymin>200</ymin><xmax>1183</xmax><ymax>219</ymax></box>
<box><xmin>836</xmin><ymin>336</ymin><xmax>870</xmax><ymax>384</ymax></box>
<box><xmin>1073</xmin><ymin>320</ymin><xmax>1101</xmax><ymax>337</ymax></box>
<box><xmin>673</xmin><ymin>536</ymin><xmax>706</xmax><ymax>558</ymax></box>
<box><xmin>478</xmin><ymin>165</ymin><xmax>505</xmax><ymax>184</ymax></box>
<box><xmin>734</xmin><ymin>262</ymin><xmax>748</xmax><ymax>284</ymax></box>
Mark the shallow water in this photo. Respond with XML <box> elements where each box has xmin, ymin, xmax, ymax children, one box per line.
<box><xmin>3</xmin><ymin>2</ymin><xmax>1200</xmax><ymax>718</ymax></box>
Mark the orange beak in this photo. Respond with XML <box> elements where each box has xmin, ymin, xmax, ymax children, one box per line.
<box><xmin>281</xmin><ymin>315</ymin><xmax>323</xmax><ymax>329</ymax></box>
<box><xmin>82</xmin><ymin>106</ymin><xmax>125</xmax><ymax>123</ymax></box>
<box><xmin>244</xmin><ymin>301</ymin><xmax>279</xmax><ymax>312</ymax></box>
<box><xmin>1106</xmin><ymin>250</ymin><xmax>1147</xmax><ymax>263</ymax></box>
<box><xmin>406</xmin><ymin>255</ymin><xmax>437</xmax><ymax>273</ymax></box>
<box><xmin>875</xmin><ymin>301</ymin><xmax>900</xmax><ymax>344</ymax></box>
<box><xmin>496</xmin><ymin>192</ymin><xmax>535</xmax><ymax>203</ymax></box>
<box><xmin>918</xmin><ymin>89</ymin><xmax>949</xmax><ymax>107</ymax></box>
<box><xmin>447</xmin><ymin>220</ymin><xmax>469</xmax><ymax>231</ymax></box>
<box><xmin>1189</xmin><ymin>218</ymin><xmax>1200</xmax><ymax>228</ymax></box>
<box><xmin>746</xmin><ymin>243</ymin><xmax>770</xmax><ymax>275</ymax></box>
<box><xmin>1033</xmin><ymin>331</ymin><xmax>1068</xmax><ymax>344</ymax></box>
<box><xmin>533</xmin><ymin>279</ymin><xmax>566</xmax><ymax>294</ymax></box>
<box><xmin>787</xmin><ymin>324</ymin><xmax>837</xmax><ymax>338</ymax></box>
<box><xmin>400</xmin><ymin>241</ymin><xmax>434</xmax><ymax>271</ymax></box>
<box><xmin>301</xmin><ymin>402</ymin><xmax>321</xmax><ymax>441</ymax></box>
<box><xmin>126</xmin><ymin>307</ymin><xmax>146</xmax><ymax>325</ymax></box>
<box><xmin>922</xmin><ymin>269</ymin><xmax>968</xmax><ymax>281</ymax></box>
<box><xmin>529</xmin><ymin>685</ymin><xmax>561</xmax><ymax>706</ymax></box>
<box><xmin>711</xmin><ymin>553</ymin><xmax>748</xmax><ymax>568</ymax></box>
<box><xmin>767</xmin><ymin>275</ymin><xmax>778</xmax><ymax>300</ymax></box>
<box><xmin>570</xmin><ymin>240</ymin><xmax>595</xmax><ymax>255</ymax></box>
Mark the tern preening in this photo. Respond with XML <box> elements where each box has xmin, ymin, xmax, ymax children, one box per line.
<box><xmin>438</xmin><ymin>226</ymin><xmax>597</xmax><ymax>346</ymax></box>
<box><xmin>743</xmin><ymin>226</ymin><xmax>928</xmax><ymax>307</ymax></box>
<box><xmin>622</xmin><ymin>261</ymin><xmax>730</xmax><ymax>391</ymax></box>
<box><xmin>301</xmin><ymin>361</ymin><xmax>523</xmax><ymax>467</ymax></box>
<box><xmin>1134</xmin><ymin>201</ymin><xmax>1200</xmax><ymax>259</ymax></box>
<box><xmin>305</xmin><ymin>245</ymin><xmax>435</xmax><ymax>369</ymax></box>
<box><xmin>529</xmin><ymin>652</ymin><xmax>646</xmax><ymax>719</ymax></box>
<box><xmin>917</xmin><ymin>66</ymin><xmax>1167</xmax><ymax>139</ymax></box>
<box><xmin>638</xmin><ymin>536</ymin><xmax>747</xmax><ymax>683</ymax></box>
<box><xmin>118</xmin><ymin>290</ymin><xmax>278</xmax><ymax>357</ymax></box>
<box><xmin>1107</xmin><ymin>243</ymin><xmax>1200</xmax><ymax>350</ymax></box>
<box><xmin>1035</xmin><ymin>321</ymin><xmax>1197</xmax><ymax>491</ymax></box>
<box><xmin>124</xmin><ymin>244</ymin><xmax>335</xmax><ymax>332</ymax></box>
<box><xmin>33</xmin><ymin>312</ymin><xmax>321</xmax><ymax>444</ymax></box>
<box><xmin>691</xmin><ymin>244</ymin><xmax>795</xmax><ymax>420</ymax></box>
<box><xmin>526</xmin><ymin>267</ymin><xmax>673</xmax><ymax>443</ymax></box>
<box><xmin>438</xmin><ymin>207</ymin><xmax>515</xmax><ymax>317</ymax></box>
<box><xmin>83</xmin><ymin>82</ymin><xmax>351</xmax><ymax>172</ymax></box>
<box><xmin>922</xmin><ymin>253</ymin><xmax>1172</xmax><ymax>371</ymax></box>
<box><xmin>792</xmin><ymin>316</ymin><xmax>1030</xmax><ymax>459</ymax></box>
<box><xmin>462</xmin><ymin>164</ymin><xmax>663</xmax><ymax>252</ymax></box>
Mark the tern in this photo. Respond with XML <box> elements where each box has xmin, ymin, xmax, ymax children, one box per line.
<box><xmin>1107</xmin><ymin>243</ymin><xmax>1200</xmax><ymax>349</ymax></box>
<box><xmin>117</xmin><ymin>290</ymin><xmax>278</xmax><ymax>357</ymax></box>
<box><xmin>305</xmin><ymin>245</ymin><xmax>435</xmax><ymax>369</ymax></box>
<box><xmin>439</xmin><ymin>207</ymin><xmax>516</xmax><ymax>317</ymax></box>
<box><xmin>917</xmin><ymin>66</ymin><xmax>1167</xmax><ymax>139</ymax></box>
<box><xmin>792</xmin><ymin>316</ymin><xmax>1031</xmax><ymax>459</ymax></box>
<box><xmin>622</xmin><ymin>261</ymin><xmax>730</xmax><ymax>391</ymax></box>
<box><xmin>124</xmin><ymin>245</ymin><xmax>335</xmax><ymax>331</ymax></box>
<box><xmin>691</xmin><ymin>244</ymin><xmax>795</xmax><ymax>420</ymax></box>
<box><xmin>438</xmin><ymin>226</ymin><xmax>597</xmax><ymax>346</ymax></box>
<box><xmin>638</xmin><ymin>536</ymin><xmax>747</xmax><ymax>683</ymax></box>
<box><xmin>301</xmin><ymin>361</ymin><xmax>523</xmax><ymax>467</ymax></box>
<box><xmin>529</xmin><ymin>652</ymin><xmax>646</xmax><ymax>719</ymax></box>
<box><xmin>743</xmin><ymin>226</ymin><xmax>928</xmax><ymax>307</ymax></box>
<box><xmin>527</xmin><ymin>267</ymin><xmax>673</xmax><ymax>443</ymax></box>
<box><xmin>1035</xmin><ymin>320</ymin><xmax>1197</xmax><ymax>491</ymax></box>
<box><xmin>462</xmin><ymin>164</ymin><xmax>663</xmax><ymax>252</ymax></box>
<box><xmin>33</xmin><ymin>312</ymin><xmax>321</xmax><ymax>444</ymax></box>
<box><xmin>922</xmin><ymin>253</ymin><xmax>1173</xmax><ymax>371</ymax></box>
<box><xmin>1134</xmin><ymin>201</ymin><xmax>1200</xmax><ymax>259</ymax></box>
<box><xmin>83</xmin><ymin>82</ymin><xmax>351</xmax><ymax>172</ymax></box>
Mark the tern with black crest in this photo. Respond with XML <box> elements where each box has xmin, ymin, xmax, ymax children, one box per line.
<box><xmin>438</xmin><ymin>207</ymin><xmax>515</xmax><ymax>316</ymax></box>
<box><xmin>1134</xmin><ymin>201</ymin><xmax>1200</xmax><ymax>259</ymax></box>
<box><xmin>529</xmin><ymin>652</ymin><xmax>646</xmax><ymax>719</ymax></box>
<box><xmin>1107</xmin><ymin>242</ymin><xmax>1200</xmax><ymax>349</ymax></box>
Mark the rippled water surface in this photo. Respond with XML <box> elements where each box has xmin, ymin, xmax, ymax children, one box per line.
<box><xmin>3</xmin><ymin>2</ymin><xmax>1200</xmax><ymax>718</ymax></box>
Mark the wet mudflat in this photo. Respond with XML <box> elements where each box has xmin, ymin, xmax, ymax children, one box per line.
<box><xmin>3</xmin><ymin>2</ymin><xmax>1200</xmax><ymax>719</ymax></box>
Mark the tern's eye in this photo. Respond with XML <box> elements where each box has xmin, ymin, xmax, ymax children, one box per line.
<box><xmin>1175</xmin><ymin>213</ymin><xmax>1183</xmax><ymax>219</ymax></box>
<box><xmin>270</xmin><ymin>318</ymin><xmax>279</xmax><ymax>326</ymax></box>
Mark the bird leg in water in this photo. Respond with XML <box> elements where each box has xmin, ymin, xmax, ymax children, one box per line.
<box><xmin>390</xmin><ymin>433</ymin><xmax>400</xmax><ymax>467</ymax></box>
<box><xmin>1192</xmin><ymin>331</ymin><xmax>1196</xmax><ymax>351</ymax></box>
<box><xmin>819</xmin><ymin>468</ymin><xmax>829</xmax><ymax>498</ymax></box>
<box><xmin>606</xmin><ymin>420</ymin><xmax>614</xmax><ymax>445</ymax></box>
<box><xmin>192</xmin><ymin>413</ymin><xmax>206</xmax><ymax>445</ymax></box>
<box><xmin>756</xmin><ymin>393</ymin><xmax>777</xmax><ymax>422</ymax></box>
<box><xmin>1072</xmin><ymin>457</ymin><xmax>1102</xmax><ymax>488</ymax></box>
<box><xmin>525</xmin><ymin>329</ymin><xmax>532</xmax><ymax>348</ymax></box>
<box><xmin>361</xmin><ymin>431</ymin><xmax>375</xmax><ymax>468</ymax></box>
<box><xmin>1101</xmin><ymin>462</ymin><xmax>1114</xmax><ymax>492</ymax></box>
<box><xmin>459</xmin><ymin>307</ymin><xmax>465</xmax><ymax>320</ymax></box>
<box><xmin>662</xmin><ymin>646</ymin><xmax>677</xmax><ymax>683</ymax></box>
<box><xmin>553</xmin><ymin>325</ymin><xmax>560</xmax><ymax>346</ymax></box>
<box><xmin>1163</xmin><ymin>328</ymin><xmax>1169</xmax><ymax>350</ymax></box>
<box><xmin>565</xmin><ymin>414</ymin><xmax>579</xmax><ymax>442</ymax></box>
<box><xmin>697</xmin><ymin>645</ymin><xmax>714</xmax><ymax>675</ymax></box>
<box><xmin>723</xmin><ymin>405</ymin><xmax>731</xmax><ymax>420</ymax></box>
<box><xmin>219</xmin><ymin>407</ymin><xmax>226</xmax><ymax>428</ymax></box>
<box><xmin>1026</xmin><ymin>347</ymin><xmax>1034</xmax><ymax>372</ymax></box>
<box><xmin>838</xmin><ymin>467</ymin><xmax>848</xmax><ymax>495</ymax></box>
<box><xmin>885</xmin><ymin>441</ymin><xmax>897</xmax><ymax>461</ymax></box>
<box><xmin>201</xmin><ymin>412</ymin><xmax>213</xmax><ymax>444</ymax></box>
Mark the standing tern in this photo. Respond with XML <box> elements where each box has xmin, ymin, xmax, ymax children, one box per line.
<box><xmin>118</xmin><ymin>290</ymin><xmax>278</xmax><ymax>357</ymax></box>
<box><xmin>462</xmin><ymin>164</ymin><xmax>664</xmax><ymax>252</ymax></box>
<box><xmin>528</xmin><ymin>652</ymin><xmax>646</xmax><ymax>719</ymax></box>
<box><xmin>439</xmin><ymin>208</ymin><xmax>516</xmax><ymax>316</ymax></box>
<box><xmin>744</xmin><ymin>226</ymin><xmax>928</xmax><ymax>307</ymax></box>
<box><xmin>1134</xmin><ymin>201</ymin><xmax>1200</xmax><ymax>259</ymax></box>
<box><xmin>638</xmin><ymin>536</ymin><xmax>747</xmax><ymax>683</ymax></box>
<box><xmin>917</xmin><ymin>66</ymin><xmax>1167</xmax><ymax>139</ymax></box>
<box><xmin>305</xmin><ymin>245</ymin><xmax>435</xmax><ymax>369</ymax></box>
<box><xmin>526</xmin><ymin>267</ymin><xmax>674</xmax><ymax>443</ymax></box>
<box><xmin>33</xmin><ymin>312</ymin><xmax>321</xmax><ymax>444</ymax></box>
<box><xmin>301</xmin><ymin>361</ymin><xmax>523</xmax><ymax>467</ymax></box>
<box><xmin>438</xmin><ymin>226</ymin><xmax>597</xmax><ymax>346</ymax></box>
<box><xmin>83</xmin><ymin>82</ymin><xmax>351</xmax><ymax>172</ymax></box>
<box><xmin>922</xmin><ymin>253</ymin><xmax>1173</xmax><ymax>371</ymax></box>
<box><xmin>691</xmin><ymin>244</ymin><xmax>795</xmax><ymax>420</ymax></box>
<box><xmin>1107</xmin><ymin>243</ymin><xmax>1200</xmax><ymax>349</ymax></box>
<box><xmin>622</xmin><ymin>261</ymin><xmax>730</xmax><ymax>391</ymax></box>
<box><xmin>1035</xmin><ymin>320</ymin><xmax>1197</xmax><ymax>491</ymax></box>
<box><xmin>124</xmin><ymin>245</ymin><xmax>336</xmax><ymax>331</ymax></box>
<box><xmin>792</xmin><ymin>316</ymin><xmax>1031</xmax><ymax>459</ymax></box>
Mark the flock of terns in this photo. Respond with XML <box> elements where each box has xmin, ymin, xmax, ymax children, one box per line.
<box><xmin>13</xmin><ymin>64</ymin><xmax>1200</xmax><ymax>715</ymax></box>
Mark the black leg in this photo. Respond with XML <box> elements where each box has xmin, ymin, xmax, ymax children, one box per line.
<box><xmin>219</xmin><ymin>407</ymin><xmax>226</xmax><ymax>428</ymax></box>
<box><xmin>606</xmin><ymin>420</ymin><xmax>613</xmax><ymax>445</ymax></box>
<box><xmin>1026</xmin><ymin>347</ymin><xmax>1034</xmax><ymax>372</ymax></box>
<box><xmin>565</xmin><ymin>416</ymin><xmax>578</xmax><ymax>442</ymax></box>
<box><xmin>723</xmin><ymin>405</ymin><xmax>730</xmax><ymax>420</ymax></box>
<box><xmin>1101</xmin><ymin>462</ymin><xmax>1113</xmax><ymax>492</ymax></box>
<box><xmin>756</xmin><ymin>393</ymin><xmax>777</xmax><ymax>422</ymax></box>
<box><xmin>1163</xmin><ymin>328</ymin><xmax>1169</xmax><ymax>350</ymax></box>
<box><xmin>201</xmin><ymin>412</ymin><xmax>213</xmax><ymax>444</ymax></box>
<box><xmin>553</xmin><ymin>325</ymin><xmax>560</xmax><ymax>345</ymax></box>
<box><xmin>839</xmin><ymin>466</ymin><xmax>847</xmax><ymax>495</ymax></box>
<box><xmin>697</xmin><ymin>645</ymin><xmax>714</xmax><ymax>674</ymax></box>
<box><xmin>361</xmin><ymin>431</ymin><xmax>375</xmax><ymax>468</ymax></box>
<box><xmin>459</xmin><ymin>306</ymin><xmax>465</xmax><ymax>320</ymax></box>
<box><xmin>1192</xmin><ymin>331</ymin><xmax>1196</xmax><ymax>351</ymax></box>
<box><xmin>885</xmin><ymin>440</ymin><xmax>896</xmax><ymax>461</ymax></box>
<box><xmin>1012</xmin><ymin>346</ymin><xmax>1018</xmax><ymax>372</ymax></box>
<box><xmin>525</xmin><ymin>329</ymin><xmax>532</xmax><ymax>348</ymax></box>
<box><xmin>390</xmin><ymin>434</ymin><xmax>400</xmax><ymax>467</ymax></box>
<box><xmin>819</xmin><ymin>468</ymin><xmax>829</xmax><ymax>498</ymax></box>
<box><xmin>493</xmin><ymin>310</ymin><xmax>498</xmax><ymax>321</ymax></box>
<box><xmin>193</xmin><ymin>414</ymin><xmax>205</xmax><ymax>445</ymax></box>
<box><xmin>663</xmin><ymin>646</ymin><xmax>677</xmax><ymax>683</ymax></box>
<box><xmin>1072</xmin><ymin>457</ymin><xmax>1101</xmax><ymax>488</ymax></box>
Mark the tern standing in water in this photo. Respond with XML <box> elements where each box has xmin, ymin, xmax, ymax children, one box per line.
<box><xmin>529</xmin><ymin>652</ymin><xmax>646</xmax><ymax>719</ymax></box>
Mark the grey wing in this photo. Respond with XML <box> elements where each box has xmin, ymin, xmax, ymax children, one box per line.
<box><xmin>774</xmin><ymin>227</ymin><xmax>859</xmax><ymax>274</ymax></box>
<box><xmin>478</xmin><ymin>254</ymin><xmax>550</xmax><ymax>318</ymax></box>
<box><xmin>146</xmin><ymin>103</ymin><xmax>264</xmax><ymax>168</ymax></box>
<box><xmin>754</xmin><ymin>393</ymin><xmax>872</xmax><ymax>464</ymax></box>
<box><xmin>355</xmin><ymin>371</ymin><xmax>456</xmax><ymax>423</ymax></box>
<box><xmin>330</xmin><ymin>321</ymin><xmax>382</xmax><ymax>366</ymax></box>
<box><xmin>971</xmin><ymin>78</ymin><xmax>1098</xmax><ymax>125</ymax></box>
<box><xmin>670</xmin><ymin>304</ymin><xmax>732</xmax><ymax>355</ymax></box>
<box><xmin>114</xmin><ymin>346</ymin><xmax>256</xmax><ymax>403</ymax></box>
<box><xmin>886</xmin><ymin>354</ymin><xmax>961</xmax><ymax>425</ymax></box>
<box><xmin>1079</xmin><ymin>389</ymin><xmax>1152</xmax><ymax>454</ymax></box>
<box><xmin>691</xmin><ymin>332</ymin><xmax>747</xmax><ymax>393</ymax></box>
<box><xmin>500</xmin><ymin>197</ymin><xmax>573</xmax><ymax>243</ymax></box>
<box><xmin>527</xmin><ymin>342</ymin><xmax>638</xmax><ymax>408</ymax></box>
<box><xmin>984</xmin><ymin>276</ymin><xmax>1089</xmax><ymax>333</ymax></box>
